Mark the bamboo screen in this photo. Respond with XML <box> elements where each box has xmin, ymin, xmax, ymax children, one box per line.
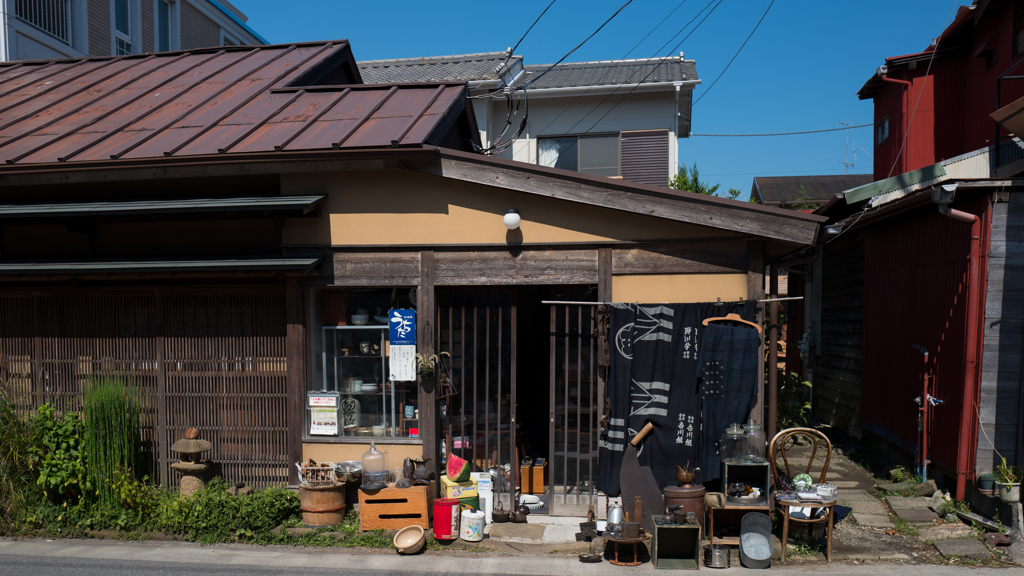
<box><xmin>0</xmin><ymin>291</ymin><xmax>289</xmax><ymax>488</ymax></box>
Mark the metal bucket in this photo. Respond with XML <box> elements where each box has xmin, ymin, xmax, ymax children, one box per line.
<box><xmin>704</xmin><ymin>544</ymin><xmax>730</xmax><ymax>568</ymax></box>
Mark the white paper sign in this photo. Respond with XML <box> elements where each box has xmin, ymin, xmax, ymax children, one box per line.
<box><xmin>390</xmin><ymin>344</ymin><xmax>416</xmax><ymax>382</ymax></box>
<box><xmin>309</xmin><ymin>395</ymin><xmax>337</xmax><ymax>407</ymax></box>
<box><xmin>309</xmin><ymin>406</ymin><xmax>338</xmax><ymax>435</ymax></box>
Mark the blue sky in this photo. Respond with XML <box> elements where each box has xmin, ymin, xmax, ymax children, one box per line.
<box><xmin>236</xmin><ymin>0</ymin><xmax>964</xmax><ymax>197</ymax></box>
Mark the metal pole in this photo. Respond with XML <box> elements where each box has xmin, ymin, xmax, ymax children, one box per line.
<box><xmin>768</xmin><ymin>265</ymin><xmax>779</xmax><ymax>442</ymax></box>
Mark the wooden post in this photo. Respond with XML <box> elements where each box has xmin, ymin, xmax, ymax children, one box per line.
<box><xmin>32</xmin><ymin>293</ymin><xmax>42</xmax><ymax>408</ymax></box>
<box><xmin>747</xmin><ymin>240</ymin><xmax>765</xmax><ymax>425</ymax></box>
<box><xmin>285</xmin><ymin>277</ymin><xmax>305</xmax><ymax>486</ymax></box>
<box><xmin>418</xmin><ymin>250</ymin><xmax>438</xmax><ymax>480</ymax></box>
<box><xmin>155</xmin><ymin>292</ymin><xmax>169</xmax><ymax>486</ymax></box>
<box><xmin>768</xmin><ymin>265</ymin><xmax>779</xmax><ymax>443</ymax></box>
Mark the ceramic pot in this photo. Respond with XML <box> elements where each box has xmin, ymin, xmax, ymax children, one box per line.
<box><xmin>998</xmin><ymin>482</ymin><xmax>1020</xmax><ymax>503</ymax></box>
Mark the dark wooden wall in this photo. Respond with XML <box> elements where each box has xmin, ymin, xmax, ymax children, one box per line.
<box><xmin>980</xmin><ymin>193</ymin><xmax>1024</xmax><ymax>473</ymax></box>
<box><xmin>812</xmin><ymin>229</ymin><xmax>865</xmax><ymax>436</ymax></box>
<box><xmin>0</xmin><ymin>286</ymin><xmax>291</xmax><ymax>488</ymax></box>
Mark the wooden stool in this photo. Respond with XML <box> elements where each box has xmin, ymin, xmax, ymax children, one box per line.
<box><xmin>606</xmin><ymin>535</ymin><xmax>644</xmax><ymax>566</ymax></box>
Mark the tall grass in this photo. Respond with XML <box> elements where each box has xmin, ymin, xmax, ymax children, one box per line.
<box><xmin>83</xmin><ymin>377</ymin><xmax>145</xmax><ymax>503</ymax></box>
<box><xmin>0</xmin><ymin>375</ymin><xmax>41</xmax><ymax>526</ymax></box>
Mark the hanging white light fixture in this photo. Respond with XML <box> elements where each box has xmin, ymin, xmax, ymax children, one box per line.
<box><xmin>503</xmin><ymin>209</ymin><xmax>521</xmax><ymax>230</ymax></box>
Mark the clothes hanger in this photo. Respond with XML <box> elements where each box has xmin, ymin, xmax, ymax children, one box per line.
<box><xmin>702</xmin><ymin>313</ymin><xmax>763</xmax><ymax>333</ymax></box>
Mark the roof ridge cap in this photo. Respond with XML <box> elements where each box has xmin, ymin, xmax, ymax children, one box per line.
<box><xmin>358</xmin><ymin>51</ymin><xmax>514</xmax><ymax>65</ymax></box>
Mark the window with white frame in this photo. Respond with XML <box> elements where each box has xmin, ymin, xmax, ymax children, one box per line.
<box><xmin>113</xmin><ymin>0</ymin><xmax>132</xmax><ymax>54</ymax></box>
<box><xmin>154</xmin><ymin>0</ymin><xmax>178</xmax><ymax>52</ymax></box>
<box><xmin>15</xmin><ymin>0</ymin><xmax>73</xmax><ymax>44</ymax></box>
<box><xmin>537</xmin><ymin>133</ymin><xmax>620</xmax><ymax>177</ymax></box>
<box><xmin>876</xmin><ymin>115</ymin><xmax>889</xmax><ymax>147</ymax></box>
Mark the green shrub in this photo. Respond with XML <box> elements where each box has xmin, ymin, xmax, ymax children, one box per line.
<box><xmin>777</xmin><ymin>370</ymin><xmax>812</xmax><ymax>430</ymax></box>
<box><xmin>32</xmin><ymin>404</ymin><xmax>88</xmax><ymax>503</ymax></box>
<box><xmin>83</xmin><ymin>378</ymin><xmax>145</xmax><ymax>504</ymax></box>
<box><xmin>158</xmin><ymin>478</ymin><xmax>299</xmax><ymax>543</ymax></box>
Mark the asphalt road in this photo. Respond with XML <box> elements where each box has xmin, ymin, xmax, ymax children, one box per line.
<box><xmin>0</xmin><ymin>538</ymin><xmax>1018</xmax><ymax>576</ymax></box>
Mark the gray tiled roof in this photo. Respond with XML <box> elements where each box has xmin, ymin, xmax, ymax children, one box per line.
<box><xmin>752</xmin><ymin>175</ymin><xmax>874</xmax><ymax>204</ymax></box>
<box><xmin>357</xmin><ymin>52</ymin><xmax>698</xmax><ymax>89</ymax></box>
<box><xmin>523</xmin><ymin>57</ymin><xmax>697</xmax><ymax>89</ymax></box>
<box><xmin>358</xmin><ymin>51</ymin><xmax>513</xmax><ymax>84</ymax></box>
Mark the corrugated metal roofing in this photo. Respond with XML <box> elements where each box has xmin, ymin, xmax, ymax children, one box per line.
<box><xmin>0</xmin><ymin>42</ymin><xmax>472</xmax><ymax>167</ymax></box>
<box><xmin>357</xmin><ymin>52</ymin><xmax>698</xmax><ymax>89</ymax></box>
<box><xmin>845</xmin><ymin>146</ymin><xmax>994</xmax><ymax>208</ymax></box>
<box><xmin>0</xmin><ymin>195</ymin><xmax>324</xmax><ymax>217</ymax></box>
<box><xmin>0</xmin><ymin>257</ymin><xmax>322</xmax><ymax>274</ymax></box>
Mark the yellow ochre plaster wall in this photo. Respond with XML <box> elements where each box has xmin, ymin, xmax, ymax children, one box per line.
<box><xmin>612</xmin><ymin>274</ymin><xmax>748</xmax><ymax>303</ymax></box>
<box><xmin>302</xmin><ymin>442</ymin><xmax>423</xmax><ymax>467</ymax></box>
<box><xmin>281</xmin><ymin>170</ymin><xmax>741</xmax><ymax>246</ymax></box>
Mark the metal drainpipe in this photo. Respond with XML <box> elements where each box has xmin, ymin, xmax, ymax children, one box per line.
<box><xmin>939</xmin><ymin>206</ymin><xmax>982</xmax><ymax>501</ymax></box>
<box><xmin>768</xmin><ymin>265</ymin><xmax>779</xmax><ymax>442</ymax></box>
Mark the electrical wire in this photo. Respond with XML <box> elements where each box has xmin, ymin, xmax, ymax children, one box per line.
<box><xmin>693</xmin><ymin>124</ymin><xmax>871</xmax><ymax>137</ymax></box>
<box><xmin>622</xmin><ymin>0</ymin><xmax>690</xmax><ymax>59</ymax></box>
<box><xmin>827</xmin><ymin>0</ymin><xmax>961</xmax><ymax>244</ymax></box>
<box><xmin>529</xmin><ymin>0</ymin><xmax>715</xmax><ymax>146</ymax></box>
<box><xmin>692</xmin><ymin>0</ymin><xmax>775</xmax><ymax>106</ymax></box>
<box><xmin>540</xmin><ymin>0</ymin><xmax>725</xmax><ymax>168</ymax></box>
<box><xmin>524</xmin><ymin>0</ymin><xmax>636</xmax><ymax>89</ymax></box>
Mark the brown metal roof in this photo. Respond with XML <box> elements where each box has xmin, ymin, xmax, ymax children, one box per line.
<box><xmin>0</xmin><ymin>41</ymin><xmax>476</xmax><ymax>166</ymax></box>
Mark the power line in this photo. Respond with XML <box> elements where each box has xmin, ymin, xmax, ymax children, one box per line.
<box><xmin>828</xmin><ymin>0</ymin><xmax>961</xmax><ymax>245</ymax></box>
<box><xmin>622</xmin><ymin>0</ymin><xmax>689</xmax><ymax>59</ymax></box>
<box><xmin>692</xmin><ymin>124</ymin><xmax>871</xmax><ymax>137</ymax></box>
<box><xmin>524</xmin><ymin>0</ymin><xmax>636</xmax><ymax>88</ymax></box>
<box><xmin>529</xmin><ymin>0</ymin><xmax>715</xmax><ymax>142</ymax></box>
<box><xmin>692</xmin><ymin>0</ymin><xmax>774</xmax><ymax>106</ymax></box>
<box><xmin>509</xmin><ymin>0</ymin><xmax>556</xmax><ymax>57</ymax></box>
<box><xmin>540</xmin><ymin>0</ymin><xmax>725</xmax><ymax>168</ymax></box>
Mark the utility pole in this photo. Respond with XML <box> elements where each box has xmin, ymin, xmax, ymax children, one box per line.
<box><xmin>839</xmin><ymin>121</ymin><xmax>855</xmax><ymax>174</ymax></box>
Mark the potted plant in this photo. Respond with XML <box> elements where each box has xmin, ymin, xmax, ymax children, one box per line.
<box><xmin>415</xmin><ymin>353</ymin><xmax>437</xmax><ymax>378</ymax></box>
<box><xmin>996</xmin><ymin>456</ymin><xmax>1021</xmax><ymax>503</ymax></box>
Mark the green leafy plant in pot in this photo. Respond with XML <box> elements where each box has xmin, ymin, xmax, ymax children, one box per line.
<box><xmin>415</xmin><ymin>353</ymin><xmax>437</xmax><ymax>379</ymax></box>
<box><xmin>996</xmin><ymin>457</ymin><xmax>1021</xmax><ymax>503</ymax></box>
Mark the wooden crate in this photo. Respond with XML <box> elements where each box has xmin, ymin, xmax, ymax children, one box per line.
<box><xmin>651</xmin><ymin>515</ymin><xmax>700</xmax><ymax>570</ymax></box>
<box><xmin>358</xmin><ymin>483</ymin><xmax>433</xmax><ymax>531</ymax></box>
<box><xmin>519</xmin><ymin>462</ymin><xmax>547</xmax><ymax>495</ymax></box>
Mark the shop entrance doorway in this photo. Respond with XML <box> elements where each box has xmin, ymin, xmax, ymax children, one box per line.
<box><xmin>437</xmin><ymin>287</ymin><xmax>602</xmax><ymax>516</ymax></box>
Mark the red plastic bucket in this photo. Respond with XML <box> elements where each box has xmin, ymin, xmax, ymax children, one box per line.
<box><xmin>433</xmin><ymin>497</ymin><xmax>461</xmax><ymax>540</ymax></box>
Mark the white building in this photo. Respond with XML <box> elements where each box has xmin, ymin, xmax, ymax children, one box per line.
<box><xmin>0</xmin><ymin>0</ymin><xmax>265</xmax><ymax>61</ymax></box>
<box><xmin>359</xmin><ymin>51</ymin><xmax>699</xmax><ymax>186</ymax></box>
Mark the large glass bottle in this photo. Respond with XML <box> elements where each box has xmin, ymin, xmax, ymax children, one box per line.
<box><xmin>361</xmin><ymin>440</ymin><xmax>387</xmax><ymax>489</ymax></box>
<box><xmin>720</xmin><ymin>423</ymin><xmax>748</xmax><ymax>464</ymax></box>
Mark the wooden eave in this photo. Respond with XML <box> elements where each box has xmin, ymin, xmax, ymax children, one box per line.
<box><xmin>0</xmin><ymin>147</ymin><xmax>822</xmax><ymax>257</ymax></box>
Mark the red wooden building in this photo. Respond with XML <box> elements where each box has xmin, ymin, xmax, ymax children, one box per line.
<box><xmin>859</xmin><ymin>0</ymin><xmax>1024</xmax><ymax>179</ymax></box>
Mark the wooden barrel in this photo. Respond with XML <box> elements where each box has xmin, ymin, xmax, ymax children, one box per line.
<box><xmin>299</xmin><ymin>483</ymin><xmax>346</xmax><ymax>527</ymax></box>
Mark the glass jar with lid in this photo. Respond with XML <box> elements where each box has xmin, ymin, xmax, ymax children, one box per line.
<box><xmin>720</xmin><ymin>423</ymin><xmax>748</xmax><ymax>464</ymax></box>
<box><xmin>743</xmin><ymin>419</ymin><xmax>766</xmax><ymax>462</ymax></box>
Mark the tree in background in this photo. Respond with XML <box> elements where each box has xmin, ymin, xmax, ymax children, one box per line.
<box><xmin>669</xmin><ymin>162</ymin><xmax>743</xmax><ymax>200</ymax></box>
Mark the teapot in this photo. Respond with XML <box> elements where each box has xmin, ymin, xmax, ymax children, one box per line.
<box><xmin>512</xmin><ymin>504</ymin><xmax>530</xmax><ymax>523</ymax></box>
<box><xmin>492</xmin><ymin>500</ymin><xmax>511</xmax><ymax>523</ymax></box>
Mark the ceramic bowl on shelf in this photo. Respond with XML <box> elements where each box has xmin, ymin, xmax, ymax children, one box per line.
<box><xmin>351</xmin><ymin>315</ymin><xmax>370</xmax><ymax>325</ymax></box>
<box><xmin>361</xmin><ymin>383</ymin><xmax>379</xmax><ymax>393</ymax></box>
<box><xmin>373</xmin><ymin>315</ymin><xmax>388</xmax><ymax>324</ymax></box>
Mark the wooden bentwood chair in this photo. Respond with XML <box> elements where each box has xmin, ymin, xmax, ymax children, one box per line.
<box><xmin>769</xmin><ymin>427</ymin><xmax>835</xmax><ymax>562</ymax></box>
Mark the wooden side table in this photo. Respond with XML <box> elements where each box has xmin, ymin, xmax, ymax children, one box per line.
<box><xmin>605</xmin><ymin>535</ymin><xmax>645</xmax><ymax>566</ymax></box>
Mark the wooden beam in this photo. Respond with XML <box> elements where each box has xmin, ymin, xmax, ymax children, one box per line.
<box><xmin>332</xmin><ymin>251</ymin><xmax>421</xmax><ymax>286</ymax></box>
<box><xmin>437</xmin><ymin>156</ymin><xmax>821</xmax><ymax>246</ymax></box>
<box><xmin>748</xmin><ymin>240</ymin><xmax>765</xmax><ymax>426</ymax></box>
<box><xmin>417</xmin><ymin>250</ymin><xmax>438</xmax><ymax>481</ymax></box>
<box><xmin>434</xmin><ymin>249</ymin><xmax>598</xmax><ymax>285</ymax></box>
<box><xmin>285</xmin><ymin>277</ymin><xmax>305</xmax><ymax>485</ymax></box>
<box><xmin>611</xmin><ymin>240</ymin><xmax>748</xmax><ymax>275</ymax></box>
<box><xmin>31</xmin><ymin>293</ymin><xmax>41</xmax><ymax>408</ymax></box>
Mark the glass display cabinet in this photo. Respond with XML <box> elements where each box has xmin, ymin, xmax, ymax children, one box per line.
<box><xmin>319</xmin><ymin>325</ymin><xmax>418</xmax><ymax>438</ymax></box>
